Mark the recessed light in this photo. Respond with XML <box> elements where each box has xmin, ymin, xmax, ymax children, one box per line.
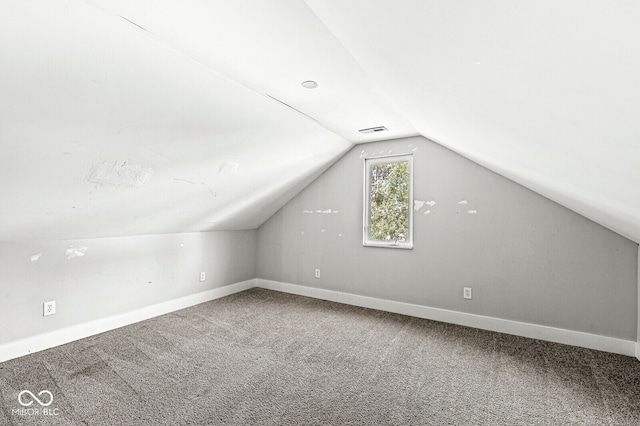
<box><xmin>301</xmin><ymin>80</ymin><xmax>318</xmax><ymax>89</ymax></box>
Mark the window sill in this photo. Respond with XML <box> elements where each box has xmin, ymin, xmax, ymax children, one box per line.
<box><xmin>362</xmin><ymin>241</ymin><xmax>413</xmax><ymax>250</ymax></box>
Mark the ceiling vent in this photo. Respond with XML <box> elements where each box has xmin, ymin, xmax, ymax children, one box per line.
<box><xmin>359</xmin><ymin>126</ymin><xmax>387</xmax><ymax>134</ymax></box>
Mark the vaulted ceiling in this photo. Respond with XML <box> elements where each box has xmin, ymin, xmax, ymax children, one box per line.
<box><xmin>2</xmin><ymin>0</ymin><xmax>638</xmax><ymax>243</ymax></box>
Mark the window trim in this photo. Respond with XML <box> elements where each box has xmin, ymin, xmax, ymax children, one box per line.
<box><xmin>362</xmin><ymin>153</ymin><xmax>414</xmax><ymax>249</ymax></box>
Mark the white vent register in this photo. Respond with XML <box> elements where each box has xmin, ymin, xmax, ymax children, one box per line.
<box><xmin>359</xmin><ymin>126</ymin><xmax>387</xmax><ymax>134</ymax></box>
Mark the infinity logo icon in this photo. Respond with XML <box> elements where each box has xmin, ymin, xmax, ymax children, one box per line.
<box><xmin>18</xmin><ymin>390</ymin><xmax>53</xmax><ymax>407</ymax></box>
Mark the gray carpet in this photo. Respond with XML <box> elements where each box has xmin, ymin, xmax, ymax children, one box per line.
<box><xmin>1</xmin><ymin>288</ymin><xmax>639</xmax><ymax>425</ymax></box>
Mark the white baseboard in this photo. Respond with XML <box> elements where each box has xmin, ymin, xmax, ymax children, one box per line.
<box><xmin>0</xmin><ymin>279</ymin><xmax>255</xmax><ymax>363</ymax></box>
<box><xmin>256</xmin><ymin>279</ymin><xmax>637</xmax><ymax>358</ymax></box>
<box><xmin>3</xmin><ymin>278</ymin><xmax>636</xmax><ymax>363</ymax></box>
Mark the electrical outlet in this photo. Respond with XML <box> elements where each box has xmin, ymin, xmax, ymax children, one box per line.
<box><xmin>43</xmin><ymin>301</ymin><xmax>56</xmax><ymax>316</ymax></box>
<box><xmin>463</xmin><ymin>287</ymin><xmax>472</xmax><ymax>300</ymax></box>
<box><xmin>314</xmin><ymin>269</ymin><xmax>320</xmax><ymax>279</ymax></box>
<box><xmin>200</xmin><ymin>272</ymin><xmax>206</xmax><ymax>282</ymax></box>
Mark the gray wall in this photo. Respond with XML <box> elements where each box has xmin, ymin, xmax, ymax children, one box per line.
<box><xmin>257</xmin><ymin>136</ymin><xmax>639</xmax><ymax>340</ymax></box>
<box><xmin>0</xmin><ymin>230</ymin><xmax>256</xmax><ymax>344</ymax></box>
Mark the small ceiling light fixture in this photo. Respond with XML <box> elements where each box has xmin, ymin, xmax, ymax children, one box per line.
<box><xmin>301</xmin><ymin>80</ymin><xmax>318</xmax><ymax>89</ymax></box>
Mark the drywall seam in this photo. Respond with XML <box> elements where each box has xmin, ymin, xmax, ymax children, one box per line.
<box><xmin>255</xmin><ymin>279</ymin><xmax>636</xmax><ymax>358</ymax></box>
<box><xmin>88</xmin><ymin>1</ymin><xmax>347</xmax><ymax>144</ymax></box>
<box><xmin>0</xmin><ymin>279</ymin><xmax>256</xmax><ymax>363</ymax></box>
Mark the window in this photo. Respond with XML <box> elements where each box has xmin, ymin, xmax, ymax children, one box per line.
<box><xmin>363</xmin><ymin>154</ymin><xmax>413</xmax><ymax>248</ymax></box>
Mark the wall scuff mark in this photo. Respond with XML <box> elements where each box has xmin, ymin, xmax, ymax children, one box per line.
<box><xmin>66</xmin><ymin>245</ymin><xmax>88</xmax><ymax>259</ymax></box>
<box><xmin>458</xmin><ymin>200</ymin><xmax>468</xmax><ymax>205</ymax></box>
<box><xmin>172</xmin><ymin>178</ymin><xmax>217</xmax><ymax>197</ymax></box>
<box><xmin>468</xmin><ymin>210</ymin><xmax>478</xmax><ymax>215</ymax></box>
<box><xmin>424</xmin><ymin>210</ymin><xmax>431</xmax><ymax>215</ymax></box>
<box><xmin>303</xmin><ymin>209</ymin><xmax>338</xmax><ymax>214</ymax></box>
<box><xmin>201</xmin><ymin>183</ymin><xmax>217</xmax><ymax>197</ymax></box>
<box><xmin>415</xmin><ymin>200</ymin><xmax>436</xmax><ymax>212</ymax></box>
<box><xmin>219</xmin><ymin>161</ymin><xmax>239</xmax><ymax>174</ymax></box>
<box><xmin>87</xmin><ymin>160</ymin><xmax>153</xmax><ymax>188</ymax></box>
<box><xmin>172</xmin><ymin>178</ymin><xmax>197</xmax><ymax>184</ymax></box>
<box><xmin>30</xmin><ymin>252</ymin><xmax>43</xmax><ymax>263</ymax></box>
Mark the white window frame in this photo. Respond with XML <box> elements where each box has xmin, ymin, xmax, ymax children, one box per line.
<box><xmin>363</xmin><ymin>154</ymin><xmax>413</xmax><ymax>249</ymax></box>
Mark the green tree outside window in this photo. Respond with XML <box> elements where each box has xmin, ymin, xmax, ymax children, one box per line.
<box><xmin>368</xmin><ymin>160</ymin><xmax>410</xmax><ymax>243</ymax></box>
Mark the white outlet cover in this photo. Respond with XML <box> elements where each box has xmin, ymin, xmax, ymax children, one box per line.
<box><xmin>43</xmin><ymin>301</ymin><xmax>56</xmax><ymax>316</ymax></box>
<box><xmin>314</xmin><ymin>269</ymin><xmax>320</xmax><ymax>279</ymax></box>
<box><xmin>463</xmin><ymin>287</ymin><xmax>472</xmax><ymax>299</ymax></box>
<box><xmin>200</xmin><ymin>272</ymin><xmax>206</xmax><ymax>282</ymax></box>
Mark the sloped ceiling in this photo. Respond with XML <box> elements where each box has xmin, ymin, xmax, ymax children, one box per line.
<box><xmin>305</xmin><ymin>0</ymin><xmax>640</xmax><ymax>244</ymax></box>
<box><xmin>2</xmin><ymin>0</ymin><xmax>639</xmax><ymax>244</ymax></box>
<box><xmin>0</xmin><ymin>0</ymin><xmax>414</xmax><ymax>241</ymax></box>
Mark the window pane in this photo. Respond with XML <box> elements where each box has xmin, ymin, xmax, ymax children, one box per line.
<box><xmin>369</xmin><ymin>160</ymin><xmax>409</xmax><ymax>242</ymax></box>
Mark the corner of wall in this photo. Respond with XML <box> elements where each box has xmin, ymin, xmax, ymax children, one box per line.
<box><xmin>0</xmin><ymin>230</ymin><xmax>260</xmax><ymax>363</ymax></box>
<box><xmin>637</xmin><ymin>247</ymin><xmax>640</xmax><ymax>361</ymax></box>
<box><xmin>0</xmin><ymin>279</ymin><xmax>257</xmax><ymax>363</ymax></box>
<box><xmin>255</xmin><ymin>136</ymin><xmax>639</xmax><ymax>355</ymax></box>
<box><xmin>256</xmin><ymin>279</ymin><xmax>636</xmax><ymax>357</ymax></box>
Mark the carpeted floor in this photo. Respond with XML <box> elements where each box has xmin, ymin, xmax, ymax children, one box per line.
<box><xmin>1</xmin><ymin>288</ymin><xmax>639</xmax><ymax>425</ymax></box>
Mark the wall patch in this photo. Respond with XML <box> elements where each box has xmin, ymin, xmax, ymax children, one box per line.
<box><xmin>87</xmin><ymin>160</ymin><xmax>153</xmax><ymax>188</ymax></box>
<box><xmin>219</xmin><ymin>161</ymin><xmax>239</xmax><ymax>174</ymax></box>
<box><xmin>66</xmin><ymin>245</ymin><xmax>88</xmax><ymax>259</ymax></box>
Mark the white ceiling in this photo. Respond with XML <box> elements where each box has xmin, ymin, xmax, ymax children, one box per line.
<box><xmin>306</xmin><ymin>0</ymin><xmax>640</xmax><ymax>244</ymax></box>
<box><xmin>1</xmin><ymin>0</ymin><xmax>638</xmax><ymax>243</ymax></box>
